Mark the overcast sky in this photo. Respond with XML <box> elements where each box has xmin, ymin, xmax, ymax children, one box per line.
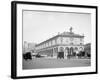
<box><xmin>23</xmin><ymin>10</ymin><xmax>91</xmax><ymax>44</ymax></box>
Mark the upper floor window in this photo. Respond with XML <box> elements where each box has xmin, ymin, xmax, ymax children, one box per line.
<box><xmin>80</xmin><ymin>38</ymin><xmax>83</xmax><ymax>41</ymax></box>
<box><xmin>70</xmin><ymin>38</ymin><xmax>74</xmax><ymax>41</ymax></box>
<box><xmin>48</xmin><ymin>42</ymin><xmax>49</xmax><ymax>46</ymax></box>
<box><xmin>70</xmin><ymin>42</ymin><xmax>73</xmax><ymax>45</ymax></box>
<box><xmin>61</xmin><ymin>37</ymin><xmax>63</xmax><ymax>43</ymax></box>
<box><xmin>80</xmin><ymin>43</ymin><xmax>83</xmax><ymax>45</ymax></box>
<box><xmin>52</xmin><ymin>40</ymin><xmax>55</xmax><ymax>45</ymax></box>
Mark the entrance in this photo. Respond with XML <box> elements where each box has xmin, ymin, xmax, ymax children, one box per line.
<box><xmin>70</xmin><ymin>47</ymin><xmax>74</xmax><ymax>55</ymax></box>
<box><xmin>57</xmin><ymin>47</ymin><xmax>64</xmax><ymax>59</ymax></box>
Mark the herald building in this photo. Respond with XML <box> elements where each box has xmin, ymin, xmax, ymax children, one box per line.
<box><xmin>36</xmin><ymin>27</ymin><xmax>84</xmax><ymax>59</ymax></box>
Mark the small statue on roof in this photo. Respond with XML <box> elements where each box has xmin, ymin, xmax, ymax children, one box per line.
<box><xmin>70</xmin><ymin>27</ymin><xmax>73</xmax><ymax>33</ymax></box>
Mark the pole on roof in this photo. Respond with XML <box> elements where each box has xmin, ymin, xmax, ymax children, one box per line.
<box><xmin>70</xmin><ymin>27</ymin><xmax>73</xmax><ymax>33</ymax></box>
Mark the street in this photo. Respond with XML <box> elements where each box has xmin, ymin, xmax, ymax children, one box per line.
<box><xmin>23</xmin><ymin>58</ymin><xmax>91</xmax><ymax>69</ymax></box>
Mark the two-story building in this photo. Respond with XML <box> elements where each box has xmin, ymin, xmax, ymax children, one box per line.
<box><xmin>36</xmin><ymin>27</ymin><xmax>84</xmax><ymax>59</ymax></box>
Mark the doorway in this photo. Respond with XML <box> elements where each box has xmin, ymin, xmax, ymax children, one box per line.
<box><xmin>58</xmin><ymin>47</ymin><xmax>64</xmax><ymax>59</ymax></box>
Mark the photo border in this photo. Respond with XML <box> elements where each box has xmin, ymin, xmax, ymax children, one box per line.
<box><xmin>11</xmin><ymin>1</ymin><xmax>98</xmax><ymax>79</ymax></box>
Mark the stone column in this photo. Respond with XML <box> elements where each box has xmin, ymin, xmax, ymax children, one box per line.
<box><xmin>64</xmin><ymin>49</ymin><xmax>67</xmax><ymax>59</ymax></box>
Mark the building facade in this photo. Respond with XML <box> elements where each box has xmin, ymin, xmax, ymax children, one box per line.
<box><xmin>36</xmin><ymin>27</ymin><xmax>84</xmax><ymax>59</ymax></box>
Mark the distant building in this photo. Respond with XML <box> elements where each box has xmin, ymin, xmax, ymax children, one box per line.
<box><xmin>23</xmin><ymin>41</ymin><xmax>36</xmax><ymax>53</ymax></box>
<box><xmin>36</xmin><ymin>27</ymin><xmax>84</xmax><ymax>59</ymax></box>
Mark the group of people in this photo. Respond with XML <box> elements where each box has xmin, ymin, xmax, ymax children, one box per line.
<box><xmin>57</xmin><ymin>51</ymin><xmax>90</xmax><ymax>59</ymax></box>
<box><xmin>23</xmin><ymin>50</ymin><xmax>90</xmax><ymax>60</ymax></box>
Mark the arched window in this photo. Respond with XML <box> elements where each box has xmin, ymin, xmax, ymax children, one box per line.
<box><xmin>70</xmin><ymin>47</ymin><xmax>74</xmax><ymax>55</ymax></box>
<box><xmin>79</xmin><ymin>47</ymin><xmax>83</xmax><ymax>51</ymax></box>
<box><xmin>59</xmin><ymin>47</ymin><xmax>64</xmax><ymax>52</ymax></box>
<box><xmin>70</xmin><ymin>37</ymin><xmax>74</xmax><ymax>41</ymax></box>
<box><xmin>75</xmin><ymin>47</ymin><xmax>78</xmax><ymax>50</ymax></box>
<box><xmin>65</xmin><ymin>47</ymin><xmax>69</xmax><ymax>50</ymax></box>
<box><xmin>65</xmin><ymin>47</ymin><xmax>70</xmax><ymax>54</ymax></box>
<box><xmin>70</xmin><ymin>42</ymin><xmax>73</xmax><ymax>45</ymax></box>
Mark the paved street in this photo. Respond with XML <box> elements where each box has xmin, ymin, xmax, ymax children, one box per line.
<box><xmin>23</xmin><ymin>58</ymin><xmax>91</xmax><ymax>69</ymax></box>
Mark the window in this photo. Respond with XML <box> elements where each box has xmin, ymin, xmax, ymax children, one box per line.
<box><xmin>75</xmin><ymin>47</ymin><xmax>78</xmax><ymax>50</ymax></box>
<box><xmin>70</xmin><ymin>42</ymin><xmax>73</xmax><ymax>45</ymax></box>
<box><xmin>80</xmin><ymin>43</ymin><xmax>83</xmax><ymax>45</ymax></box>
<box><xmin>79</xmin><ymin>47</ymin><xmax>83</xmax><ymax>51</ymax></box>
<box><xmin>70</xmin><ymin>38</ymin><xmax>74</xmax><ymax>41</ymax></box>
<box><xmin>80</xmin><ymin>38</ymin><xmax>83</xmax><ymax>41</ymax></box>
<box><xmin>61</xmin><ymin>37</ymin><xmax>63</xmax><ymax>43</ymax></box>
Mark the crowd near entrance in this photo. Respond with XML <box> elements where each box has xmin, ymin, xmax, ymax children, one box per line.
<box><xmin>23</xmin><ymin>46</ymin><xmax>87</xmax><ymax>60</ymax></box>
<box><xmin>56</xmin><ymin>46</ymin><xmax>84</xmax><ymax>59</ymax></box>
<box><xmin>23</xmin><ymin>46</ymin><xmax>90</xmax><ymax>60</ymax></box>
<box><xmin>57</xmin><ymin>47</ymin><xmax>64</xmax><ymax>59</ymax></box>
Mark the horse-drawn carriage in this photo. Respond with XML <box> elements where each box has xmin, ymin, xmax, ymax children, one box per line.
<box><xmin>57</xmin><ymin>52</ymin><xmax>64</xmax><ymax>59</ymax></box>
<box><xmin>23</xmin><ymin>52</ymin><xmax>32</xmax><ymax>60</ymax></box>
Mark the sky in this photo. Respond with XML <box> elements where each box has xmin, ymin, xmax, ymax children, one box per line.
<box><xmin>23</xmin><ymin>10</ymin><xmax>91</xmax><ymax>44</ymax></box>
